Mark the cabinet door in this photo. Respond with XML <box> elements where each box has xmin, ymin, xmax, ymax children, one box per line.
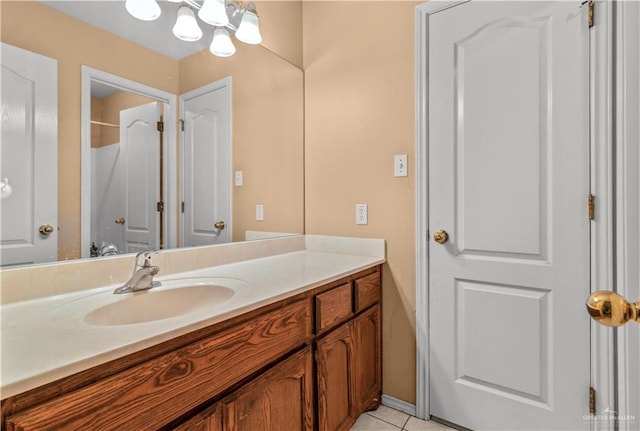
<box><xmin>223</xmin><ymin>347</ymin><xmax>314</xmax><ymax>431</ymax></box>
<box><xmin>173</xmin><ymin>403</ymin><xmax>222</xmax><ymax>431</ymax></box>
<box><xmin>316</xmin><ymin>321</ymin><xmax>357</xmax><ymax>431</ymax></box>
<box><xmin>354</xmin><ymin>305</ymin><xmax>382</xmax><ymax>412</ymax></box>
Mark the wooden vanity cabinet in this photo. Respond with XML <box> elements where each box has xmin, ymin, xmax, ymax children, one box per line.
<box><xmin>1</xmin><ymin>265</ymin><xmax>382</xmax><ymax>431</ymax></box>
<box><xmin>316</xmin><ymin>269</ymin><xmax>382</xmax><ymax>431</ymax></box>
<box><xmin>174</xmin><ymin>348</ymin><xmax>313</xmax><ymax>431</ymax></box>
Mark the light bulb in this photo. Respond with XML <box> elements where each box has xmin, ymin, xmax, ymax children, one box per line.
<box><xmin>198</xmin><ymin>0</ymin><xmax>229</xmax><ymax>27</ymax></box>
<box><xmin>125</xmin><ymin>0</ymin><xmax>161</xmax><ymax>21</ymax></box>
<box><xmin>172</xmin><ymin>7</ymin><xmax>202</xmax><ymax>42</ymax></box>
<box><xmin>235</xmin><ymin>9</ymin><xmax>262</xmax><ymax>44</ymax></box>
<box><xmin>210</xmin><ymin>28</ymin><xmax>236</xmax><ymax>57</ymax></box>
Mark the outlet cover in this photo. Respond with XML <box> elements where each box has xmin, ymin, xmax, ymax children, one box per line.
<box><xmin>235</xmin><ymin>171</ymin><xmax>243</xmax><ymax>186</ymax></box>
<box><xmin>356</xmin><ymin>204</ymin><xmax>368</xmax><ymax>225</ymax></box>
<box><xmin>256</xmin><ymin>204</ymin><xmax>264</xmax><ymax>221</ymax></box>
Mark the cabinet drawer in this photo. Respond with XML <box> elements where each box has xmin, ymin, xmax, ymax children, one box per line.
<box><xmin>354</xmin><ymin>272</ymin><xmax>381</xmax><ymax>313</ymax></box>
<box><xmin>316</xmin><ymin>283</ymin><xmax>353</xmax><ymax>333</ymax></box>
<box><xmin>6</xmin><ymin>299</ymin><xmax>312</xmax><ymax>431</ymax></box>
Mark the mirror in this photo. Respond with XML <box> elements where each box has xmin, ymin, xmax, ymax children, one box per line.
<box><xmin>0</xmin><ymin>0</ymin><xmax>304</xmax><ymax>265</ymax></box>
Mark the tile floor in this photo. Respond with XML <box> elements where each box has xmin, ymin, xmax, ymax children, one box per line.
<box><xmin>350</xmin><ymin>405</ymin><xmax>456</xmax><ymax>431</ymax></box>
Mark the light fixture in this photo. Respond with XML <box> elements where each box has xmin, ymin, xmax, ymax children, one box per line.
<box><xmin>125</xmin><ymin>0</ymin><xmax>161</xmax><ymax>21</ymax></box>
<box><xmin>125</xmin><ymin>0</ymin><xmax>263</xmax><ymax>58</ymax></box>
<box><xmin>198</xmin><ymin>0</ymin><xmax>229</xmax><ymax>27</ymax></box>
<box><xmin>173</xmin><ymin>7</ymin><xmax>203</xmax><ymax>42</ymax></box>
<box><xmin>210</xmin><ymin>28</ymin><xmax>236</xmax><ymax>57</ymax></box>
<box><xmin>235</xmin><ymin>3</ymin><xmax>261</xmax><ymax>45</ymax></box>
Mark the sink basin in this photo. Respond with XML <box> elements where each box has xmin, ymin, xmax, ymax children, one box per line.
<box><xmin>82</xmin><ymin>278</ymin><xmax>239</xmax><ymax>326</ymax></box>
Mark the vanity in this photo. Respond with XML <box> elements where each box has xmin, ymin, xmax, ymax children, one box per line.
<box><xmin>0</xmin><ymin>235</ymin><xmax>384</xmax><ymax>431</ymax></box>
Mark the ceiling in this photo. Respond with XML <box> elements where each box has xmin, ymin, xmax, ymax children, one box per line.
<box><xmin>40</xmin><ymin>1</ymin><xmax>216</xmax><ymax>60</ymax></box>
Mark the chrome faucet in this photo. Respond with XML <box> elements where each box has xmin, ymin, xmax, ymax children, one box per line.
<box><xmin>113</xmin><ymin>251</ymin><xmax>160</xmax><ymax>294</ymax></box>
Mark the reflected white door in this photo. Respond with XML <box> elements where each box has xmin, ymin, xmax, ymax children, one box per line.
<box><xmin>427</xmin><ymin>2</ymin><xmax>590</xmax><ymax>430</ymax></box>
<box><xmin>120</xmin><ymin>102</ymin><xmax>161</xmax><ymax>253</ymax></box>
<box><xmin>181</xmin><ymin>77</ymin><xmax>231</xmax><ymax>247</ymax></box>
<box><xmin>0</xmin><ymin>43</ymin><xmax>57</xmax><ymax>266</ymax></box>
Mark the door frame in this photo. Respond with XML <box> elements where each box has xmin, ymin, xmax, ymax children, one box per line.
<box><xmin>614</xmin><ymin>1</ymin><xmax>640</xmax><ymax>429</ymax></box>
<box><xmin>178</xmin><ymin>76</ymin><xmax>233</xmax><ymax>247</ymax></box>
<box><xmin>80</xmin><ymin>66</ymin><xmax>178</xmax><ymax>257</ymax></box>
<box><xmin>415</xmin><ymin>0</ymin><xmax>615</xmax><ymax>421</ymax></box>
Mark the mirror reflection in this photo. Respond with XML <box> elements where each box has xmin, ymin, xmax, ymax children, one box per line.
<box><xmin>0</xmin><ymin>0</ymin><xmax>304</xmax><ymax>267</ymax></box>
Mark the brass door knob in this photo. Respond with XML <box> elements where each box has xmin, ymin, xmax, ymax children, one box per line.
<box><xmin>214</xmin><ymin>220</ymin><xmax>226</xmax><ymax>230</ymax></box>
<box><xmin>115</xmin><ymin>217</ymin><xmax>125</xmax><ymax>225</ymax></box>
<box><xmin>39</xmin><ymin>224</ymin><xmax>54</xmax><ymax>235</ymax></box>
<box><xmin>433</xmin><ymin>229</ymin><xmax>449</xmax><ymax>244</ymax></box>
<box><xmin>586</xmin><ymin>291</ymin><xmax>640</xmax><ymax>327</ymax></box>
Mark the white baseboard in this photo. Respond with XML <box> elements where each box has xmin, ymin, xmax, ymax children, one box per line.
<box><xmin>381</xmin><ymin>394</ymin><xmax>417</xmax><ymax>417</ymax></box>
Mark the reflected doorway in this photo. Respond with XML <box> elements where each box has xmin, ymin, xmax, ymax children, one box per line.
<box><xmin>81</xmin><ymin>66</ymin><xmax>178</xmax><ymax>258</ymax></box>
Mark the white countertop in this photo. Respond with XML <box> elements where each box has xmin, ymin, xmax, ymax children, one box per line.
<box><xmin>1</xmin><ymin>245</ymin><xmax>384</xmax><ymax>399</ymax></box>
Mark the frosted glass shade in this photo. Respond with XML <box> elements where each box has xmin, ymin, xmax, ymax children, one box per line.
<box><xmin>173</xmin><ymin>7</ymin><xmax>203</xmax><ymax>42</ymax></box>
<box><xmin>125</xmin><ymin>0</ymin><xmax>161</xmax><ymax>21</ymax></box>
<box><xmin>235</xmin><ymin>10</ymin><xmax>262</xmax><ymax>45</ymax></box>
<box><xmin>210</xmin><ymin>28</ymin><xmax>236</xmax><ymax>57</ymax></box>
<box><xmin>198</xmin><ymin>0</ymin><xmax>229</xmax><ymax>27</ymax></box>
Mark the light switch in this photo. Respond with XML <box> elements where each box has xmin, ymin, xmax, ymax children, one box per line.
<box><xmin>394</xmin><ymin>154</ymin><xmax>408</xmax><ymax>177</ymax></box>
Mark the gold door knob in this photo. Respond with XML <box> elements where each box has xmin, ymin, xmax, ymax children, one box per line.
<box><xmin>214</xmin><ymin>220</ymin><xmax>226</xmax><ymax>230</ymax></box>
<box><xmin>433</xmin><ymin>229</ymin><xmax>449</xmax><ymax>244</ymax></box>
<box><xmin>586</xmin><ymin>291</ymin><xmax>640</xmax><ymax>327</ymax></box>
<box><xmin>39</xmin><ymin>224</ymin><xmax>54</xmax><ymax>235</ymax></box>
<box><xmin>115</xmin><ymin>217</ymin><xmax>125</xmax><ymax>225</ymax></box>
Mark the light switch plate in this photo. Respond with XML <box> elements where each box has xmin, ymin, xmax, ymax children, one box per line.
<box><xmin>394</xmin><ymin>154</ymin><xmax>408</xmax><ymax>177</ymax></box>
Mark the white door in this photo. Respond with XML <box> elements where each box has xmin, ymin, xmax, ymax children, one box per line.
<box><xmin>120</xmin><ymin>102</ymin><xmax>161</xmax><ymax>253</ymax></box>
<box><xmin>180</xmin><ymin>78</ymin><xmax>231</xmax><ymax>247</ymax></box>
<box><xmin>0</xmin><ymin>43</ymin><xmax>57</xmax><ymax>266</ymax></box>
<box><xmin>427</xmin><ymin>2</ymin><xmax>590</xmax><ymax>430</ymax></box>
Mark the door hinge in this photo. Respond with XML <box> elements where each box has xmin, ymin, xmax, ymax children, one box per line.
<box><xmin>180</xmin><ymin>119</ymin><xmax>185</xmax><ymax>132</ymax></box>
<box><xmin>588</xmin><ymin>1</ymin><xmax>594</xmax><ymax>28</ymax></box>
<box><xmin>589</xmin><ymin>387</ymin><xmax>596</xmax><ymax>414</ymax></box>
<box><xmin>157</xmin><ymin>201</ymin><xmax>164</xmax><ymax>213</ymax></box>
<box><xmin>181</xmin><ymin>201</ymin><xmax>185</xmax><ymax>213</ymax></box>
<box><xmin>157</xmin><ymin>120</ymin><xmax>164</xmax><ymax>132</ymax></box>
<box><xmin>588</xmin><ymin>194</ymin><xmax>595</xmax><ymax>220</ymax></box>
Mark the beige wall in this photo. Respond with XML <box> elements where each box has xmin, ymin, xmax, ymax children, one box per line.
<box><xmin>256</xmin><ymin>0</ymin><xmax>304</xmax><ymax>69</ymax></box>
<box><xmin>303</xmin><ymin>1</ymin><xmax>419</xmax><ymax>404</ymax></box>
<box><xmin>179</xmin><ymin>43</ymin><xmax>304</xmax><ymax>242</ymax></box>
<box><xmin>1</xmin><ymin>1</ymin><xmax>180</xmax><ymax>261</ymax></box>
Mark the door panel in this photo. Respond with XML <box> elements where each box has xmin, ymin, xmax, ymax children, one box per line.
<box><xmin>427</xmin><ymin>2</ymin><xmax>590</xmax><ymax>430</ymax></box>
<box><xmin>181</xmin><ymin>78</ymin><xmax>231</xmax><ymax>247</ymax></box>
<box><xmin>455</xmin><ymin>15</ymin><xmax>549</xmax><ymax>260</ymax></box>
<box><xmin>0</xmin><ymin>43</ymin><xmax>57</xmax><ymax>266</ymax></box>
<box><xmin>120</xmin><ymin>102</ymin><xmax>160</xmax><ymax>253</ymax></box>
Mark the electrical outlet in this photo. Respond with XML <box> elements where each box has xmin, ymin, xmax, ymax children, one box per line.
<box><xmin>235</xmin><ymin>171</ymin><xmax>243</xmax><ymax>186</ymax></box>
<box><xmin>356</xmin><ymin>204</ymin><xmax>368</xmax><ymax>225</ymax></box>
<box><xmin>256</xmin><ymin>204</ymin><xmax>264</xmax><ymax>221</ymax></box>
<box><xmin>394</xmin><ymin>154</ymin><xmax>408</xmax><ymax>177</ymax></box>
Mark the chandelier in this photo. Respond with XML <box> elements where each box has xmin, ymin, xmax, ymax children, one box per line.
<box><xmin>124</xmin><ymin>0</ymin><xmax>263</xmax><ymax>57</ymax></box>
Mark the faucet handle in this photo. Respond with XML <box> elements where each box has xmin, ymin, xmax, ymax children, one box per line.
<box><xmin>135</xmin><ymin>250</ymin><xmax>159</xmax><ymax>268</ymax></box>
